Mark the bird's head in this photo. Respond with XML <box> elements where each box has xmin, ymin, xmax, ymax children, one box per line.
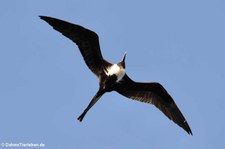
<box><xmin>118</xmin><ymin>52</ymin><xmax>126</xmax><ymax>69</ymax></box>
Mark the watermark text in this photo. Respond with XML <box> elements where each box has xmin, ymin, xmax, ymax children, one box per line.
<box><xmin>1</xmin><ymin>142</ymin><xmax>45</xmax><ymax>148</ymax></box>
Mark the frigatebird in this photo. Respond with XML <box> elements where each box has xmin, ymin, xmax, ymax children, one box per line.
<box><xmin>40</xmin><ymin>16</ymin><xmax>192</xmax><ymax>135</ymax></box>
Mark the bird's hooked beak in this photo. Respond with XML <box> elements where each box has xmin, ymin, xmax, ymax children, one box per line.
<box><xmin>120</xmin><ymin>52</ymin><xmax>126</xmax><ymax>68</ymax></box>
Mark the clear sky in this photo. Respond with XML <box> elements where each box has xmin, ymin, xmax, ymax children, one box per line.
<box><xmin>1</xmin><ymin>0</ymin><xmax>225</xmax><ymax>148</ymax></box>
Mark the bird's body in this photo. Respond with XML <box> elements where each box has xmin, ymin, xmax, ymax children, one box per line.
<box><xmin>40</xmin><ymin>16</ymin><xmax>192</xmax><ymax>135</ymax></box>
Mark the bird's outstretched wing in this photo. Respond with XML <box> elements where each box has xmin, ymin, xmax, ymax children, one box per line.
<box><xmin>115</xmin><ymin>75</ymin><xmax>192</xmax><ymax>135</ymax></box>
<box><xmin>40</xmin><ymin>16</ymin><xmax>112</xmax><ymax>77</ymax></box>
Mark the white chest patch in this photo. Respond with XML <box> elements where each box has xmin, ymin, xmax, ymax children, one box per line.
<box><xmin>105</xmin><ymin>64</ymin><xmax>125</xmax><ymax>82</ymax></box>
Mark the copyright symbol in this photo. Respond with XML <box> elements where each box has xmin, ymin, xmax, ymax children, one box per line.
<box><xmin>1</xmin><ymin>143</ymin><xmax>4</xmax><ymax>147</ymax></box>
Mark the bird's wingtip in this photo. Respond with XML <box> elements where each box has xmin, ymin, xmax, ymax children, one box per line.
<box><xmin>189</xmin><ymin>130</ymin><xmax>193</xmax><ymax>136</ymax></box>
<box><xmin>39</xmin><ymin>16</ymin><xmax>47</xmax><ymax>20</ymax></box>
<box><xmin>184</xmin><ymin>124</ymin><xmax>193</xmax><ymax>135</ymax></box>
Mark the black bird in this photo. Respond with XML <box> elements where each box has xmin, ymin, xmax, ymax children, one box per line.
<box><xmin>40</xmin><ymin>16</ymin><xmax>192</xmax><ymax>135</ymax></box>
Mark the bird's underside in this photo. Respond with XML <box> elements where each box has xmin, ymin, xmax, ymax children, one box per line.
<box><xmin>40</xmin><ymin>16</ymin><xmax>192</xmax><ymax>135</ymax></box>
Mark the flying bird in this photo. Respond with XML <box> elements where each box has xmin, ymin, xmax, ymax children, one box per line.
<box><xmin>40</xmin><ymin>16</ymin><xmax>192</xmax><ymax>135</ymax></box>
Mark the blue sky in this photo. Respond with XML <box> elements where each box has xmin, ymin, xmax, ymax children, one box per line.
<box><xmin>1</xmin><ymin>0</ymin><xmax>225</xmax><ymax>148</ymax></box>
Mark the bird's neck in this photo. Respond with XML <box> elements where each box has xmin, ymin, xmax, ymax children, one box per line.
<box><xmin>105</xmin><ymin>64</ymin><xmax>125</xmax><ymax>82</ymax></box>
